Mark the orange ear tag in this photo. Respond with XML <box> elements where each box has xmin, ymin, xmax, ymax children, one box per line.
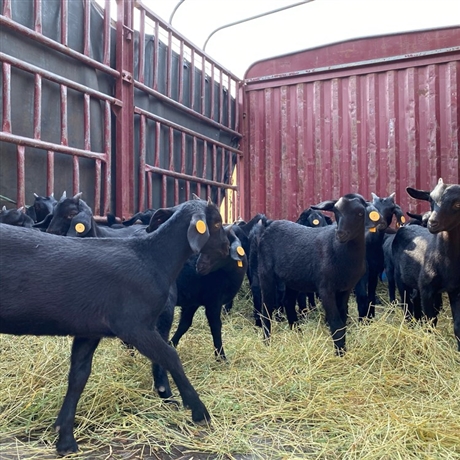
<box><xmin>401</xmin><ymin>216</ymin><xmax>406</xmax><ymax>223</ymax></box>
<box><xmin>195</xmin><ymin>220</ymin><xmax>207</xmax><ymax>234</ymax></box>
<box><xmin>312</xmin><ymin>219</ymin><xmax>320</xmax><ymax>225</ymax></box>
<box><xmin>236</xmin><ymin>246</ymin><xmax>245</xmax><ymax>256</ymax></box>
<box><xmin>369</xmin><ymin>227</ymin><xmax>377</xmax><ymax>233</ymax></box>
<box><xmin>369</xmin><ymin>211</ymin><xmax>380</xmax><ymax>222</ymax></box>
<box><xmin>237</xmin><ymin>260</ymin><xmax>243</xmax><ymax>267</ymax></box>
<box><xmin>75</xmin><ymin>223</ymin><xmax>86</xmax><ymax>233</ymax></box>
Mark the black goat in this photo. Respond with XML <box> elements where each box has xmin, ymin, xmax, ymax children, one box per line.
<box><xmin>354</xmin><ymin>192</ymin><xmax>404</xmax><ymax>320</ymax></box>
<box><xmin>223</xmin><ymin>213</ymin><xmax>266</xmax><ymax>313</ymax></box>
<box><xmin>392</xmin><ymin>179</ymin><xmax>460</xmax><ymax>350</ymax></box>
<box><xmin>26</xmin><ymin>192</ymin><xmax>57</xmax><ymax>223</ymax></box>
<box><xmin>295</xmin><ymin>207</ymin><xmax>332</xmax><ymax>313</ymax></box>
<box><xmin>0</xmin><ymin>206</ymin><xmax>35</xmax><ymax>227</ymax></box>
<box><xmin>165</xmin><ymin>226</ymin><xmax>247</xmax><ymax>364</ymax></box>
<box><xmin>0</xmin><ymin>197</ymin><xmax>230</xmax><ymax>455</ymax></box>
<box><xmin>255</xmin><ymin>194</ymin><xmax>384</xmax><ymax>354</ymax></box>
<box><xmin>46</xmin><ymin>192</ymin><xmax>146</xmax><ymax>238</ymax></box>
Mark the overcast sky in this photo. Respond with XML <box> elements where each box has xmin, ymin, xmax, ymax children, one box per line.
<box><xmin>146</xmin><ymin>0</ymin><xmax>459</xmax><ymax>78</ymax></box>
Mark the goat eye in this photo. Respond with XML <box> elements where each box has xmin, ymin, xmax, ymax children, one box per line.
<box><xmin>454</xmin><ymin>202</ymin><xmax>460</xmax><ymax>209</ymax></box>
<box><xmin>358</xmin><ymin>212</ymin><xmax>363</xmax><ymax>217</ymax></box>
<box><xmin>214</xmin><ymin>222</ymin><xmax>221</xmax><ymax>229</ymax></box>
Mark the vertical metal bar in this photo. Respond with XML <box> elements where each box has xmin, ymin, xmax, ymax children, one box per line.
<box><xmin>17</xmin><ymin>145</ymin><xmax>26</xmax><ymax>209</ymax></box>
<box><xmin>61</xmin><ymin>0</ymin><xmax>68</xmax><ymax>46</ymax></box>
<box><xmin>153</xmin><ymin>20</ymin><xmax>159</xmax><ymax>91</ymax></box>
<box><xmin>83</xmin><ymin>0</ymin><xmax>90</xmax><ymax>56</ymax></box>
<box><xmin>227</xmin><ymin>76</ymin><xmax>232</xmax><ymax>128</ymax></box>
<box><xmin>202</xmin><ymin>139</ymin><xmax>208</xmax><ymax>199</ymax></box>
<box><xmin>234</xmin><ymin>80</ymin><xmax>240</xmax><ymax>132</ymax></box>
<box><xmin>3</xmin><ymin>0</ymin><xmax>12</xmax><ymax>17</ymax></box>
<box><xmin>2</xmin><ymin>63</ymin><xmax>11</xmax><ymax>133</ymax></box>
<box><xmin>33</xmin><ymin>74</ymin><xmax>42</xmax><ymax>139</ymax></box>
<box><xmin>114</xmin><ymin>0</ymin><xmax>134</xmax><ymax>218</ymax></box>
<box><xmin>60</xmin><ymin>85</ymin><xmax>68</xmax><ymax>145</ymax></box>
<box><xmin>73</xmin><ymin>155</ymin><xmax>80</xmax><ymax>195</ymax></box>
<box><xmin>138</xmin><ymin>8</ymin><xmax>145</xmax><ymax>83</ymax></box>
<box><xmin>190</xmin><ymin>48</ymin><xmax>195</xmax><ymax>111</ymax></box>
<box><xmin>210</xmin><ymin>62</ymin><xmax>215</xmax><ymax>120</ymax></box>
<box><xmin>192</xmin><ymin>136</ymin><xmax>197</xmax><ymax>198</ymax></box>
<box><xmin>219</xmin><ymin>71</ymin><xmax>223</xmax><ymax>124</ymax></box>
<box><xmin>201</xmin><ymin>55</ymin><xmax>206</xmax><ymax>115</ymax></box>
<box><xmin>178</xmin><ymin>41</ymin><xmax>184</xmax><ymax>104</ymax></box>
<box><xmin>84</xmin><ymin>93</ymin><xmax>90</xmax><ymax>151</ymax></box>
<box><xmin>103</xmin><ymin>100</ymin><xmax>111</xmax><ymax>214</ymax></box>
<box><xmin>139</xmin><ymin>114</ymin><xmax>146</xmax><ymax>211</ymax></box>
<box><xmin>147</xmin><ymin>172</ymin><xmax>153</xmax><ymax>209</ymax></box>
<box><xmin>94</xmin><ymin>159</ymin><xmax>101</xmax><ymax>215</ymax></box>
<box><xmin>167</xmin><ymin>30</ymin><xmax>173</xmax><ymax>98</ymax></box>
<box><xmin>34</xmin><ymin>0</ymin><xmax>42</xmax><ymax>34</ymax></box>
<box><xmin>180</xmin><ymin>132</ymin><xmax>185</xmax><ymax>200</ymax></box>
<box><xmin>47</xmin><ymin>150</ymin><xmax>54</xmax><ymax>196</ymax></box>
<box><xmin>168</xmin><ymin>127</ymin><xmax>175</xmax><ymax>202</ymax></box>
<box><xmin>103</xmin><ymin>0</ymin><xmax>111</xmax><ymax>66</ymax></box>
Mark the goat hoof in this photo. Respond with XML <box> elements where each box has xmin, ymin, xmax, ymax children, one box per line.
<box><xmin>192</xmin><ymin>405</ymin><xmax>211</xmax><ymax>424</ymax></box>
<box><xmin>56</xmin><ymin>439</ymin><xmax>79</xmax><ymax>456</ymax></box>
<box><xmin>163</xmin><ymin>398</ymin><xmax>180</xmax><ymax>408</ymax></box>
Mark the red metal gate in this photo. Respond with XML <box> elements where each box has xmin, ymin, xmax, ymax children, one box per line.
<box><xmin>0</xmin><ymin>0</ymin><xmax>243</xmax><ymax>221</ymax></box>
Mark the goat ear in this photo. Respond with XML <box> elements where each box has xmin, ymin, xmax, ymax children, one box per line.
<box><xmin>311</xmin><ymin>200</ymin><xmax>337</xmax><ymax>212</ymax></box>
<box><xmin>146</xmin><ymin>208</ymin><xmax>174</xmax><ymax>233</ymax></box>
<box><xmin>187</xmin><ymin>212</ymin><xmax>210</xmax><ymax>253</ymax></box>
<box><xmin>67</xmin><ymin>211</ymin><xmax>92</xmax><ymax>237</ymax></box>
<box><xmin>406</xmin><ymin>187</ymin><xmax>430</xmax><ymax>202</ymax></box>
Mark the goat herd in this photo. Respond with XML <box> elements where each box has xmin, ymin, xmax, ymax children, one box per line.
<box><xmin>0</xmin><ymin>178</ymin><xmax>459</xmax><ymax>455</ymax></box>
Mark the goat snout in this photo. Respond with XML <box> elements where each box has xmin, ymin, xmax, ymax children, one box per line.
<box><xmin>336</xmin><ymin>229</ymin><xmax>349</xmax><ymax>243</ymax></box>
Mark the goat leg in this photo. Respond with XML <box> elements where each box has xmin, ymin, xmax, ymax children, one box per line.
<box><xmin>55</xmin><ymin>337</ymin><xmax>100</xmax><ymax>455</ymax></box>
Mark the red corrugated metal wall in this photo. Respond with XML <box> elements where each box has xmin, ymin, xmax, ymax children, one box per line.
<box><xmin>241</xmin><ymin>27</ymin><xmax>460</xmax><ymax>221</ymax></box>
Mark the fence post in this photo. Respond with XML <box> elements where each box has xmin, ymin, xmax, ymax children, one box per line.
<box><xmin>114</xmin><ymin>0</ymin><xmax>134</xmax><ymax>219</ymax></box>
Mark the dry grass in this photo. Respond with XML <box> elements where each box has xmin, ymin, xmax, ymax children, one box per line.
<box><xmin>1</xmin><ymin>283</ymin><xmax>459</xmax><ymax>459</ymax></box>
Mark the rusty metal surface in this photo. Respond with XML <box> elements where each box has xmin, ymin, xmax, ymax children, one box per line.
<box><xmin>0</xmin><ymin>0</ymin><xmax>116</xmax><ymax>215</ymax></box>
<box><xmin>0</xmin><ymin>0</ymin><xmax>243</xmax><ymax>221</ymax></box>
<box><xmin>242</xmin><ymin>27</ymin><xmax>460</xmax><ymax>221</ymax></box>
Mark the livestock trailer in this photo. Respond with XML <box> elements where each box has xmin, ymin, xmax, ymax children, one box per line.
<box><xmin>0</xmin><ymin>0</ymin><xmax>459</xmax><ymax>222</ymax></box>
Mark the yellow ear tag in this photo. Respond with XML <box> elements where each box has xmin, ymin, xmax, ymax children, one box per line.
<box><xmin>237</xmin><ymin>260</ymin><xmax>243</xmax><ymax>267</ymax></box>
<box><xmin>236</xmin><ymin>246</ymin><xmax>245</xmax><ymax>256</ymax></box>
<box><xmin>75</xmin><ymin>223</ymin><xmax>86</xmax><ymax>233</ymax></box>
<box><xmin>195</xmin><ymin>220</ymin><xmax>207</xmax><ymax>234</ymax></box>
<box><xmin>369</xmin><ymin>211</ymin><xmax>380</xmax><ymax>222</ymax></box>
<box><xmin>312</xmin><ymin>219</ymin><xmax>320</xmax><ymax>225</ymax></box>
<box><xmin>369</xmin><ymin>227</ymin><xmax>377</xmax><ymax>232</ymax></box>
<box><xmin>401</xmin><ymin>216</ymin><xmax>406</xmax><ymax>223</ymax></box>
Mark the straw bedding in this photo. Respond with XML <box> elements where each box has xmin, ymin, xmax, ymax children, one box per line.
<box><xmin>1</xmin><ymin>282</ymin><xmax>459</xmax><ymax>459</ymax></box>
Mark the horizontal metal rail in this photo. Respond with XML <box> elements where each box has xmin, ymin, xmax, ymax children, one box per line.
<box><xmin>134</xmin><ymin>107</ymin><xmax>243</xmax><ymax>156</ymax></box>
<box><xmin>0</xmin><ymin>52</ymin><xmax>121</xmax><ymax>106</ymax></box>
<box><xmin>0</xmin><ymin>15</ymin><xmax>119</xmax><ymax>78</ymax></box>
<box><xmin>144</xmin><ymin>165</ymin><xmax>237</xmax><ymax>190</ymax></box>
<box><xmin>134</xmin><ymin>80</ymin><xmax>241</xmax><ymax>138</ymax></box>
<box><xmin>0</xmin><ymin>132</ymin><xmax>108</xmax><ymax>160</ymax></box>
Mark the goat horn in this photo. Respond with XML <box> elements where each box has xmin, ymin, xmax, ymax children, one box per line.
<box><xmin>60</xmin><ymin>191</ymin><xmax>67</xmax><ymax>200</ymax></box>
<box><xmin>73</xmin><ymin>192</ymin><xmax>83</xmax><ymax>200</ymax></box>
